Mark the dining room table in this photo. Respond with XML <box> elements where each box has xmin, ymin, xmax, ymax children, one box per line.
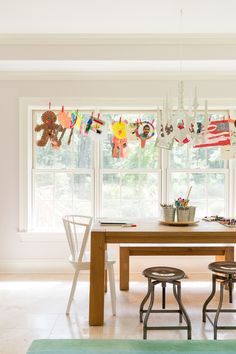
<box><xmin>89</xmin><ymin>219</ymin><xmax>236</xmax><ymax>326</ymax></box>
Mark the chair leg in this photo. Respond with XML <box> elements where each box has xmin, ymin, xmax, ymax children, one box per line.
<box><xmin>104</xmin><ymin>270</ymin><xmax>108</xmax><ymax>293</ymax></box>
<box><xmin>66</xmin><ymin>267</ymin><xmax>80</xmax><ymax>315</ymax></box>
<box><xmin>108</xmin><ymin>263</ymin><xmax>116</xmax><ymax>316</ymax></box>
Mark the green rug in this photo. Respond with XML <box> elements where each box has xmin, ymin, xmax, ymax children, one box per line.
<box><xmin>27</xmin><ymin>339</ymin><xmax>236</xmax><ymax>354</ymax></box>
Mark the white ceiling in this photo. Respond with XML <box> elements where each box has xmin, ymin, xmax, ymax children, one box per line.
<box><xmin>1</xmin><ymin>0</ymin><xmax>236</xmax><ymax>34</ymax></box>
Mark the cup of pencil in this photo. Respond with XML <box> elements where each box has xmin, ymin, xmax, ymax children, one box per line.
<box><xmin>175</xmin><ymin>186</ymin><xmax>196</xmax><ymax>222</ymax></box>
<box><xmin>160</xmin><ymin>203</ymin><xmax>176</xmax><ymax>222</ymax></box>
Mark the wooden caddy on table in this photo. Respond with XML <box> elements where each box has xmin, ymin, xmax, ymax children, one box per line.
<box><xmin>119</xmin><ymin>245</ymin><xmax>235</xmax><ymax>290</ymax></box>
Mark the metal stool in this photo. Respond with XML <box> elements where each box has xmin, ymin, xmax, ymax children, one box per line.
<box><xmin>139</xmin><ymin>266</ymin><xmax>192</xmax><ymax>340</ymax></box>
<box><xmin>202</xmin><ymin>261</ymin><xmax>236</xmax><ymax>340</ymax></box>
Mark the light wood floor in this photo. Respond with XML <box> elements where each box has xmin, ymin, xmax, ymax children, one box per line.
<box><xmin>1</xmin><ymin>273</ymin><xmax>236</xmax><ymax>354</ymax></box>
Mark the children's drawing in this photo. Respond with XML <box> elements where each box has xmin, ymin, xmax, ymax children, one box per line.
<box><xmin>155</xmin><ymin>120</ymin><xmax>174</xmax><ymax>150</ymax></box>
<box><xmin>193</xmin><ymin>119</ymin><xmax>231</xmax><ymax>148</ymax></box>
<box><xmin>126</xmin><ymin>122</ymin><xmax>139</xmax><ymax>141</ymax></box>
<box><xmin>35</xmin><ymin>110</ymin><xmax>63</xmax><ymax>148</ymax></box>
<box><xmin>136</xmin><ymin>120</ymin><xmax>155</xmax><ymax>148</ymax></box>
<box><xmin>173</xmin><ymin>112</ymin><xmax>190</xmax><ymax>146</ymax></box>
<box><xmin>85</xmin><ymin>113</ymin><xmax>106</xmax><ymax>139</ymax></box>
<box><xmin>111</xmin><ymin>118</ymin><xmax>128</xmax><ymax>158</ymax></box>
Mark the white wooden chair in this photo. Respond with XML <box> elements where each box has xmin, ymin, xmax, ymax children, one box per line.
<box><xmin>63</xmin><ymin>215</ymin><xmax>116</xmax><ymax>315</ymax></box>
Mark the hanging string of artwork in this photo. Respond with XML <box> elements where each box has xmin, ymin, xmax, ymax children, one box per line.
<box><xmin>34</xmin><ymin>102</ymin><xmax>236</xmax><ymax>160</ymax></box>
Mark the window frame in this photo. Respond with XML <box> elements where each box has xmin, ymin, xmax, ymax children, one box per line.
<box><xmin>19</xmin><ymin>98</ymin><xmax>236</xmax><ymax>239</ymax></box>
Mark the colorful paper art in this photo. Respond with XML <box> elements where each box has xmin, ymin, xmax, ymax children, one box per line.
<box><xmin>193</xmin><ymin>119</ymin><xmax>231</xmax><ymax>148</ymax></box>
<box><xmin>67</xmin><ymin>111</ymin><xmax>80</xmax><ymax>145</ymax></box>
<box><xmin>228</xmin><ymin>118</ymin><xmax>236</xmax><ymax>147</ymax></box>
<box><xmin>172</xmin><ymin>108</ymin><xmax>191</xmax><ymax>146</ymax></box>
<box><xmin>126</xmin><ymin>122</ymin><xmax>139</xmax><ymax>141</ymax></box>
<box><xmin>34</xmin><ymin>110</ymin><xmax>63</xmax><ymax>148</ymax></box>
<box><xmin>136</xmin><ymin>120</ymin><xmax>155</xmax><ymax>148</ymax></box>
<box><xmin>111</xmin><ymin>118</ymin><xmax>128</xmax><ymax>158</ymax></box>
<box><xmin>75</xmin><ymin>112</ymin><xmax>83</xmax><ymax>132</ymax></box>
<box><xmin>155</xmin><ymin>122</ymin><xmax>174</xmax><ymax>150</ymax></box>
<box><xmin>85</xmin><ymin>113</ymin><xmax>106</xmax><ymax>139</ymax></box>
<box><xmin>57</xmin><ymin>106</ymin><xmax>71</xmax><ymax>128</ymax></box>
<box><xmin>111</xmin><ymin>119</ymin><xmax>127</xmax><ymax>139</ymax></box>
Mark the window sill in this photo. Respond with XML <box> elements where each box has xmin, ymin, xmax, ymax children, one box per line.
<box><xmin>18</xmin><ymin>231</ymin><xmax>65</xmax><ymax>242</ymax></box>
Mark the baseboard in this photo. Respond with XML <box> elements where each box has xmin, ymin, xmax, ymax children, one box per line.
<box><xmin>0</xmin><ymin>256</ymin><xmax>213</xmax><ymax>274</ymax></box>
<box><xmin>0</xmin><ymin>259</ymin><xmax>74</xmax><ymax>274</ymax></box>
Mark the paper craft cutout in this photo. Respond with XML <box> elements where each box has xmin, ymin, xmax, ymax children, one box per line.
<box><xmin>111</xmin><ymin>119</ymin><xmax>127</xmax><ymax>139</ymax></box>
<box><xmin>67</xmin><ymin>111</ymin><xmax>79</xmax><ymax>145</ymax></box>
<box><xmin>75</xmin><ymin>112</ymin><xmax>83</xmax><ymax>132</ymax></box>
<box><xmin>173</xmin><ymin>109</ymin><xmax>190</xmax><ymax>146</ymax></box>
<box><xmin>126</xmin><ymin>122</ymin><xmax>139</xmax><ymax>141</ymax></box>
<box><xmin>193</xmin><ymin>119</ymin><xmax>231</xmax><ymax>148</ymax></box>
<box><xmin>35</xmin><ymin>110</ymin><xmax>63</xmax><ymax>148</ymax></box>
<box><xmin>84</xmin><ymin>113</ymin><xmax>106</xmax><ymax>139</ymax></box>
<box><xmin>70</xmin><ymin>111</ymin><xmax>78</xmax><ymax>128</ymax></box>
<box><xmin>136</xmin><ymin>120</ymin><xmax>155</xmax><ymax>148</ymax></box>
<box><xmin>155</xmin><ymin>122</ymin><xmax>174</xmax><ymax>150</ymax></box>
<box><xmin>57</xmin><ymin>106</ymin><xmax>71</xmax><ymax>128</ymax></box>
<box><xmin>228</xmin><ymin>117</ymin><xmax>236</xmax><ymax>147</ymax></box>
<box><xmin>112</xmin><ymin>136</ymin><xmax>128</xmax><ymax>158</ymax></box>
<box><xmin>111</xmin><ymin>118</ymin><xmax>128</xmax><ymax>158</ymax></box>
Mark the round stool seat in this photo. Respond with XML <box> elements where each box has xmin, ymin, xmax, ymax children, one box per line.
<box><xmin>208</xmin><ymin>261</ymin><xmax>236</xmax><ymax>274</ymax></box>
<box><xmin>143</xmin><ymin>266</ymin><xmax>185</xmax><ymax>281</ymax></box>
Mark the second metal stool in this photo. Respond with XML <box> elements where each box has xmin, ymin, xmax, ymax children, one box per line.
<box><xmin>139</xmin><ymin>266</ymin><xmax>191</xmax><ymax>340</ymax></box>
<box><xmin>202</xmin><ymin>261</ymin><xmax>236</xmax><ymax>340</ymax></box>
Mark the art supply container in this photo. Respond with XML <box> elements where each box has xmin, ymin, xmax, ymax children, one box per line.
<box><xmin>177</xmin><ymin>207</ymin><xmax>190</xmax><ymax>222</ymax></box>
<box><xmin>162</xmin><ymin>207</ymin><xmax>176</xmax><ymax>222</ymax></box>
<box><xmin>189</xmin><ymin>206</ymin><xmax>196</xmax><ymax>222</ymax></box>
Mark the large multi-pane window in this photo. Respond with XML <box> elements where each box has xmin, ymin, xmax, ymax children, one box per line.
<box><xmin>29</xmin><ymin>107</ymin><xmax>229</xmax><ymax>232</ymax></box>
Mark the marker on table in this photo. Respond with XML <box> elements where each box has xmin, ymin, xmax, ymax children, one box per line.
<box><xmin>122</xmin><ymin>223</ymin><xmax>137</xmax><ymax>227</ymax></box>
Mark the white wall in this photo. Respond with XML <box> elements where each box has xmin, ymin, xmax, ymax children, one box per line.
<box><xmin>0</xmin><ymin>77</ymin><xmax>236</xmax><ymax>274</ymax></box>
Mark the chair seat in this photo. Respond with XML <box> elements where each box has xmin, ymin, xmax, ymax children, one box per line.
<box><xmin>208</xmin><ymin>261</ymin><xmax>236</xmax><ymax>274</ymax></box>
<box><xmin>143</xmin><ymin>266</ymin><xmax>185</xmax><ymax>281</ymax></box>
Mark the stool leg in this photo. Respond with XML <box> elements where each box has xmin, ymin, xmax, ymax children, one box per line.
<box><xmin>140</xmin><ymin>278</ymin><xmax>152</xmax><ymax>323</ymax></box>
<box><xmin>174</xmin><ymin>282</ymin><xmax>182</xmax><ymax>323</ymax></box>
<box><xmin>173</xmin><ymin>281</ymin><xmax>192</xmax><ymax>340</ymax></box>
<box><xmin>213</xmin><ymin>281</ymin><xmax>225</xmax><ymax>340</ymax></box>
<box><xmin>143</xmin><ymin>282</ymin><xmax>155</xmax><ymax>340</ymax></box>
<box><xmin>202</xmin><ymin>273</ymin><xmax>217</xmax><ymax>322</ymax></box>
<box><xmin>162</xmin><ymin>282</ymin><xmax>166</xmax><ymax>309</ymax></box>
<box><xmin>228</xmin><ymin>275</ymin><xmax>233</xmax><ymax>304</ymax></box>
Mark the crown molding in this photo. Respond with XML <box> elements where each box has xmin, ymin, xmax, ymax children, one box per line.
<box><xmin>1</xmin><ymin>33</ymin><xmax>236</xmax><ymax>46</ymax></box>
<box><xmin>2</xmin><ymin>70</ymin><xmax>236</xmax><ymax>81</ymax></box>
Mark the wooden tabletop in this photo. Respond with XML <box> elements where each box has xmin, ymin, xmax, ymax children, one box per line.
<box><xmin>91</xmin><ymin>220</ymin><xmax>236</xmax><ymax>244</ymax></box>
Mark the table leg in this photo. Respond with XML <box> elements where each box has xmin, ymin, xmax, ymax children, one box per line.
<box><xmin>120</xmin><ymin>247</ymin><xmax>130</xmax><ymax>290</ymax></box>
<box><xmin>89</xmin><ymin>231</ymin><xmax>105</xmax><ymax>325</ymax></box>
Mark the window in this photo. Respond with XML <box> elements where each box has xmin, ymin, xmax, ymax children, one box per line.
<box><xmin>100</xmin><ymin>111</ymin><xmax>160</xmax><ymax>218</ymax></box>
<box><xmin>19</xmin><ymin>100</ymin><xmax>232</xmax><ymax>234</ymax></box>
<box><xmin>33</xmin><ymin>110</ymin><xmax>94</xmax><ymax>231</ymax></box>
<box><xmin>168</xmin><ymin>112</ymin><xmax>229</xmax><ymax>217</ymax></box>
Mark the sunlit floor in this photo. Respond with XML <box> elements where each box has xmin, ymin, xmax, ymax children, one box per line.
<box><xmin>1</xmin><ymin>273</ymin><xmax>236</xmax><ymax>354</ymax></box>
